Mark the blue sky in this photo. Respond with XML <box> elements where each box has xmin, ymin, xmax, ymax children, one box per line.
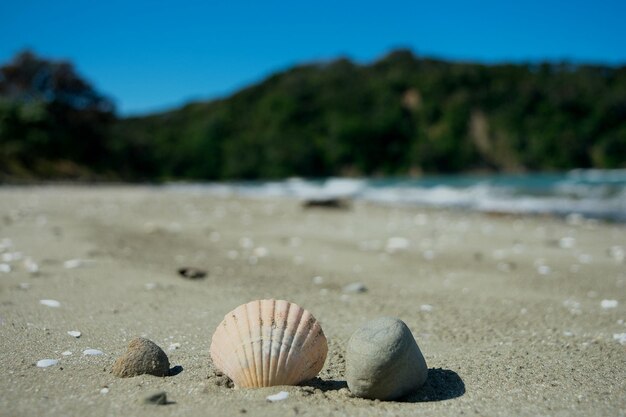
<box><xmin>2</xmin><ymin>0</ymin><xmax>625</xmax><ymax>115</ymax></box>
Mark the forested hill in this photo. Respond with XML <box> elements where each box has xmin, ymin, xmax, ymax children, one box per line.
<box><xmin>2</xmin><ymin>50</ymin><xmax>626</xmax><ymax>180</ymax></box>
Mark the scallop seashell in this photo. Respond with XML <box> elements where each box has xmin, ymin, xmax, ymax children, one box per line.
<box><xmin>210</xmin><ymin>299</ymin><xmax>328</xmax><ymax>388</ymax></box>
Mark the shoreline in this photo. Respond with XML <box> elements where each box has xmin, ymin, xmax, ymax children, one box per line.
<box><xmin>0</xmin><ymin>186</ymin><xmax>624</xmax><ymax>416</ymax></box>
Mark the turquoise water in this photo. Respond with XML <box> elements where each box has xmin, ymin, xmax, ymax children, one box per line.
<box><xmin>169</xmin><ymin>169</ymin><xmax>626</xmax><ymax>222</ymax></box>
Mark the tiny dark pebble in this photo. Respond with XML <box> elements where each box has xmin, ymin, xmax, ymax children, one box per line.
<box><xmin>302</xmin><ymin>198</ymin><xmax>350</xmax><ymax>209</ymax></box>
<box><xmin>144</xmin><ymin>391</ymin><xmax>167</xmax><ymax>405</ymax></box>
<box><xmin>177</xmin><ymin>267</ymin><xmax>207</xmax><ymax>279</ymax></box>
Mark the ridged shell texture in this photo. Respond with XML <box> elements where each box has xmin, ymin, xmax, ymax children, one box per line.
<box><xmin>210</xmin><ymin>299</ymin><xmax>328</xmax><ymax>388</ymax></box>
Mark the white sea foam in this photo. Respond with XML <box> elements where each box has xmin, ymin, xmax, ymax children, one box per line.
<box><xmin>165</xmin><ymin>171</ymin><xmax>626</xmax><ymax>222</ymax></box>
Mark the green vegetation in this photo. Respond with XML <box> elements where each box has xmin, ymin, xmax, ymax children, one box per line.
<box><xmin>1</xmin><ymin>50</ymin><xmax>625</xmax><ymax>181</ymax></box>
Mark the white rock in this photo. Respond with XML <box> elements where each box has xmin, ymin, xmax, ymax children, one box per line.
<box><xmin>62</xmin><ymin>351</ymin><xmax>72</xmax><ymax>356</ymax></box>
<box><xmin>83</xmin><ymin>349</ymin><xmax>104</xmax><ymax>356</ymax></box>
<box><xmin>420</xmin><ymin>304</ymin><xmax>433</xmax><ymax>312</ymax></box>
<box><xmin>168</xmin><ymin>342</ymin><xmax>181</xmax><ymax>351</ymax></box>
<box><xmin>67</xmin><ymin>330</ymin><xmax>81</xmax><ymax>338</ymax></box>
<box><xmin>601</xmin><ymin>299</ymin><xmax>618</xmax><ymax>309</ymax></box>
<box><xmin>37</xmin><ymin>359</ymin><xmax>59</xmax><ymax>368</ymax></box>
<box><xmin>0</xmin><ymin>263</ymin><xmax>11</xmax><ymax>273</ymax></box>
<box><xmin>266</xmin><ymin>391</ymin><xmax>289</xmax><ymax>402</ymax></box>
<box><xmin>346</xmin><ymin>317</ymin><xmax>428</xmax><ymax>400</ymax></box>
<box><xmin>100</xmin><ymin>387</ymin><xmax>109</xmax><ymax>395</ymax></box>
<box><xmin>40</xmin><ymin>299</ymin><xmax>61</xmax><ymax>308</ymax></box>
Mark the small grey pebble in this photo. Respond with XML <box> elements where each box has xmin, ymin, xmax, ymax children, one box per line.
<box><xmin>346</xmin><ymin>317</ymin><xmax>427</xmax><ymax>400</ymax></box>
<box><xmin>343</xmin><ymin>282</ymin><xmax>367</xmax><ymax>293</ymax></box>
<box><xmin>143</xmin><ymin>391</ymin><xmax>167</xmax><ymax>405</ymax></box>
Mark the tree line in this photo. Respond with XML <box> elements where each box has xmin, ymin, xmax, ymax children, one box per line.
<box><xmin>1</xmin><ymin>50</ymin><xmax>625</xmax><ymax>181</ymax></box>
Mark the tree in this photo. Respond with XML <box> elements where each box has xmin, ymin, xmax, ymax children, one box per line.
<box><xmin>0</xmin><ymin>50</ymin><xmax>115</xmax><ymax>179</ymax></box>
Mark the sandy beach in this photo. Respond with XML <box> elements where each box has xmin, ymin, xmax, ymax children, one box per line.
<box><xmin>0</xmin><ymin>185</ymin><xmax>624</xmax><ymax>416</ymax></box>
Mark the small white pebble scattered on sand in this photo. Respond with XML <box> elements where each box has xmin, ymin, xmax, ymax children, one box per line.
<box><xmin>566</xmin><ymin>213</ymin><xmax>584</xmax><ymax>225</ymax></box>
<box><xmin>422</xmin><ymin>250</ymin><xmax>435</xmax><ymax>260</ymax></box>
<box><xmin>168</xmin><ymin>343</ymin><xmax>181</xmax><ymax>351</ymax></box>
<box><xmin>601</xmin><ymin>300</ymin><xmax>618</xmax><ymax>309</ymax></box>
<box><xmin>67</xmin><ymin>330</ymin><xmax>81</xmax><ymax>338</ymax></box>
<box><xmin>386</xmin><ymin>237</ymin><xmax>410</xmax><ymax>253</ymax></box>
<box><xmin>83</xmin><ymin>349</ymin><xmax>104</xmax><ymax>356</ymax></box>
<box><xmin>62</xmin><ymin>351</ymin><xmax>72</xmax><ymax>356</ymax></box>
<box><xmin>608</xmin><ymin>246</ymin><xmax>624</xmax><ymax>262</ymax></box>
<box><xmin>37</xmin><ymin>359</ymin><xmax>58</xmax><ymax>368</ymax></box>
<box><xmin>100</xmin><ymin>387</ymin><xmax>109</xmax><ymax>395</ymax></box>
<box><xmin>0</xmin><ymin>263</ymin><xmax>11</xmax><ymax>273</ymax></box>
<box><xmin>2</xmin><ymin>252</ymin><xmax>23</xmax><ymax>262</ymax></box>
<box><xmin>559</xmin><ymin>237</ymin><xmax>576</xmax><ymax>249</ymax></box>
<box><xmin>312</xmin><ymin>276</ymin><xmax>325</xmax><ymax>285</ymax></box>
<box><xmin>239</xmin><ymin>237</ymin><xmax>254</xmax><ymax>249</ymax></box>
<box><xmin>420</xmin><ymin>304</ymin><xmax>433</xmax><ymax>312</ymax></box>
<box><xmin>63</xmin><ymin>259</ymin><xmax>93</xmax><ymax>269</ymax></box>
<box><xmin>23</xmin><ymin>258</ymin><xmax>39</xmax><ymax>274</ymax></box>
<box><xmin>0</xmin><ymin>238</ymin><xmax>12</xmax><ymax>250</ymax></box>
<box><xmin>563</xmin><ymin>299</ymin><xmax>582</xmax><ymax>315</ymax></box>
<box><xmin>40</xmin><ymin>299</ymin><xmax>61</xmax><ymax>308</ymax></box>
<box><xmin>343</xmin><ymin>282</ymin><xmax>367</xmax><ymax>293</ymax></box>
<box><xmin>266</xmin><ymin>391</ymin><xmax>289</xmax><ymax>402</ymax></box>
<box><xmin>253</xmin><ymin>246</ymin><xmax>269</xmax><ymax>258</ymax></box>
<box><xmin>537</xmin><ymin>265</ymin><xmax>552</xmax><ymax>275</ymax></box>
<box><xmin>613</xmin><ymin>333</ymin><xmax>626</xmax><ymax>345</ymax></box>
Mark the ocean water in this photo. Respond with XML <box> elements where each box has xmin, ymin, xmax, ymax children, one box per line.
<box><xmin>168</xmin><ymin>169</ymin><xmax>626</xmax><ymax>222</ymax></box>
